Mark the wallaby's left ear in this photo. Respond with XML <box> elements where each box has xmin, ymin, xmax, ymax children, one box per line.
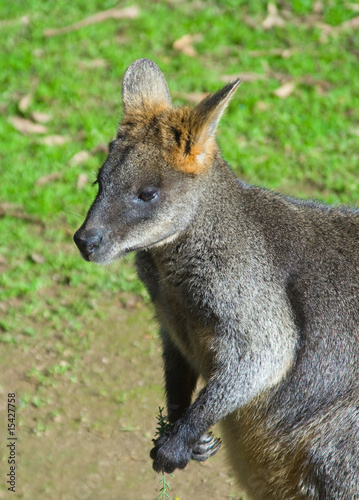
<box><xmin>177</xmin><ymin>79</ymin><xmax>241</xmax><ymax>173</ymax></box>
<box><xmin>193</xmin><ymin>79</ymin><xmax>241</xmax><ymax>144</ymax></box>
<box><xmin>122</xmin><ymin>58</ymin><xmax>172</xmax><ymax>114</ymax></box>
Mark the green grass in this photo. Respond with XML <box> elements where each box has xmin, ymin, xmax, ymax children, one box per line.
<box><xmin>1</xmin><ymin>0</ymin><xmax>358</xmax><ymax>340</ymax></box>
<box><xmin>0</xmin><ymin>0</ymin><xmax>357</xmax><ymax>354</ymax></box>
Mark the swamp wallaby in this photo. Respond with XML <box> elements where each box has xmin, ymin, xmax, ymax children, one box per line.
<box><xmin>74</xmin><ymin>58</ymin><xmax>359</xmax><ymax>499</ymax></box>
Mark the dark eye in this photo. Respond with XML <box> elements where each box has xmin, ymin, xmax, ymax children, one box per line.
<box><xmin>138</xmin><ymin>189</ymin><xmax>158</xmax><ymax>202</ymax></box>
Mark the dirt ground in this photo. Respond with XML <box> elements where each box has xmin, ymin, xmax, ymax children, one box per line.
<box><xmin>0</xmin><ymin>289</ymin><xmax>243</xmax><ymax>499</ymax></box>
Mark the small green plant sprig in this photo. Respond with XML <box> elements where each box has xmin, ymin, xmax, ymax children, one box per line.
<box><xmin>155</xmin><ymin>407</ymin><xmax>175</xmax><ymax>500</ymax></box>
<box><xmin>157</xmin><ymin>473</ymin><xmax>173</xmax><ymax>500</ymax></box>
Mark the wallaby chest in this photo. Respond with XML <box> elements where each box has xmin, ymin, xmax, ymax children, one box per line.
<box><xmin>136</xmin><ymin>248</ymin><xmax>219</xmax><ymax>377</ymax></box>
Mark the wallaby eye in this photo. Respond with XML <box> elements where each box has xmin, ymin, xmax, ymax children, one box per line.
<box><xmin>138</xmin><ymin>189</ymin><xmax>158</xmax><ymax>202</ymax></box>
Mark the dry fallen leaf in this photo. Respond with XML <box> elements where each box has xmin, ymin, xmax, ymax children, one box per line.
<box><xmin>39</xmin><ymin>135</ymin><xmax>70</xmax><ymax>146</ymax></box>
<box><xmin>281</xmin><ymin>49</ymin><xmax>293</xmax><ymax>59</ymax></box>
<box><xmin>347</xmin><ymin>3</ymin><xmax>359</xmax><ymax>12</ymax></box>
<box><xmin>173</xmin><ymin>34</ymin><xmax>201</xmax><ymax>57</ymax></box>
<box><xmin>69</xmin><ymin>151</ymin><xmax>91</xmax><ymax>166</ymax></box>
<box><xmin>30</xmin><ymin>253</ymin><xmax>46</xmax><ymax>264</ymax></box>
<box><xmin>77</xmin><ymin>173</ymin><xmax>89</xmax><ymax>189</ymax></box>
<box><xmin>18</xmin><ymin>94</ymin><xmax>32</xmax><ymax>113</ymax></box>
<box><xmin>242</xmin><ymin>15</ymin><xmax>258</xmax><ymax>29</ymax></box>
<box><xmin>79</xmin><ymin>58</ymin><xmax>108</xmax><ymax>69</ymax></box>
<box><xmin>250</xmin><ymin>48</ymin><xmax>293</xmax><ymax>58</ymax></box>
<box><xmin>31</xmin><ymin>111</ymin><xmax>52</xmax><ymax>123</ymax></box>
<box><xmin>8</xmin><ymin>116</ymin><xmax>47</xmax><ymax>134</ymax></box>
<box><xmin>263</xmin><ymin>3</ymin><xmax>286</xmax><ymax>30</ymax></box>
<box><xmin>340</xmin><ymin>15</ymin><xmax>359</xmax><ymax>30</ymax></box>
<box><xmin>301</xmin><ymin>11</ymin><xmax>359</xmax><ymax>41</ymax></box>
<box><xmin>256</xmin><ymin>101</ymin><xmax>269</xmax><ymax>111</ymax></box>
<box><xmin>273</xmin><ymin>81</ymin><xmax>295</xmax><ymax>98</ymax></box>
<box><xmin>0</xmin><ymin>15</ymin><xmax>30</xmax><ymax>28</ymax></box>
<box><xmin>91</xmin><ymin>143</ymin><xmax>109</xmax><ymax>154</ymax></box>
<box><xmin>33</xmin><ymin>48</ymin><xmax>45</xmax><ymax>58</ymax></box>
<box><xmin>316</xmin><ymin>22</ymin><xmax>335</xmax><ymax>42</ymax></box>
<box><xmin>313</xmin><ymin>1</ymin><xmax>323</xmax><ymax>14</ymax></box>
<box><xmin>44</xmin><ymin>5</ymin><xmax>140</xmax><ymax>37</ymax></box>
<box><xmin>36</xmin><ymin>172</ymin><xmax>62</xmax><ymax>186</ymax></box>
<box><xmin>17</xmin><ymin>78</ymin><xmax>38</xmax><ymax>113</ymax></box>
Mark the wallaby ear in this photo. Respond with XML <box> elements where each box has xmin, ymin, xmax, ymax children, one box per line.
<box><xmin>122</xmin><ymin>58</ymin><xmax>172</xmax><ymax>113</ymax></box>
<box><xmin>193</xmin><ymin>79</ymin><xmax>241</xmax><ymax>146</ymax></box>
<box><xmin>173</xmin><ymin>79</ymin><xmax>241</xmax><ymax>174</ymax></box>
<box><xmin>167</xmin><ymin>79</ymin><xmax>242</xmax><ymax>175</ymax></box>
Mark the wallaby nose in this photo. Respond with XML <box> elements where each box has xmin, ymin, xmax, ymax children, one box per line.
<box><xmin>73</xmin><ymin>228</ymin><xmax>104</xmax><ymax>260</ymax></box>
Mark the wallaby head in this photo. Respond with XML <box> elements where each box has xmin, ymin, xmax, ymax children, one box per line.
<box><xmin>74</xmin><ymin>58</ymin><xmax>241</xmax><ymax>264</ymax></box>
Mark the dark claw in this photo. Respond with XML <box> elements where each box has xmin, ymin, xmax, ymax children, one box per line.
<box><xmin>191</xmin><ymin>432</ymin><xmax>222</xmax><ymax>462</ymax></box>
<box><xmin>196</xmin><ymin>432</ymin><xmax>214</xmax><ymax>444</ymax></box>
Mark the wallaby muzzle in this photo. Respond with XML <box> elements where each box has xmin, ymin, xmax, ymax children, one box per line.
<box><xmin>73</xmin><ymin>227</ymin><xmax>104</xmax><ymax>261</ymax></box>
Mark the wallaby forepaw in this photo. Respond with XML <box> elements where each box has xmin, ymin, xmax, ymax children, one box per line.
<box><xmin>150</xmin><ymin>432</ymin><xmax>192</xmax><ymax>474</ymax></box>
<box><xmin>191</xmin><ymin>432</ymin><xmax>222</xmax><ymax>462</ymax></box>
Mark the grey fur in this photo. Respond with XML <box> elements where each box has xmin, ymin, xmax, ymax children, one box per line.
<box><xmin>122</xmin><ymin>58</ymin><xmax>172</xmax><ymax>113</ymax></box>
<box><xmin>74</xmin><ymin>59</ymin><xmax>359</xmax><ymax>499</ymax></box>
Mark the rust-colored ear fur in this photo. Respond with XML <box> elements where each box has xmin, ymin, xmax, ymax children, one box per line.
<box><xmin>121</xmin><ymin>59</ymin><xmax>241</xmax><ymax>175</ymax></box>
<box><xmin>180</xmin><ymin>80</ymin><xmax>242</xmax><ymax>173</ymax></box>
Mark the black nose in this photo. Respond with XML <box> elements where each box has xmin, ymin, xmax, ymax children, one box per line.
<box><xmin>73</xmin><ymin>228</ymin><xmax>103</xmax><ymax>259</ymax></box>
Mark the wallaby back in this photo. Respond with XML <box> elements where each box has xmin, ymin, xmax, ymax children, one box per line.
<box><xmin>74</xmin><ymin>58</ymin><xmax>359</xmax><ymax>500</ymax></box>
